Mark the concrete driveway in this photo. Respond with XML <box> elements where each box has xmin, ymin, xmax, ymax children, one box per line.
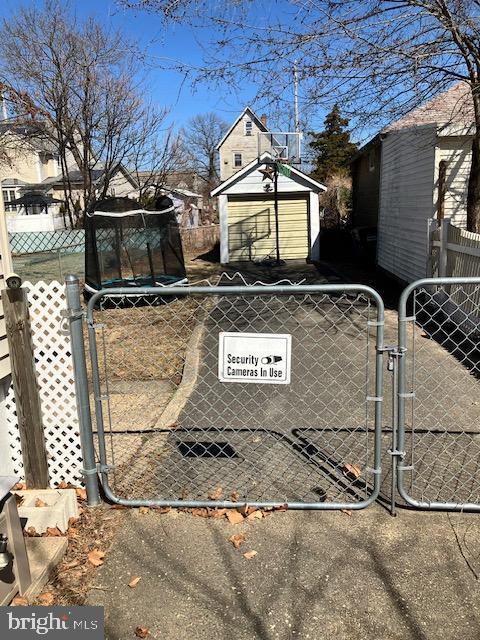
<box><xmin>87</xmin><ymin>506</ymin><xmax>480</xmax><ymax>640</ymax></box>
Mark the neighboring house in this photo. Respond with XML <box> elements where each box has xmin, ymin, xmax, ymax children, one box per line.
<box><xmin>135</xmin><ymin>170</ymin><xmax>203</xmax><ymax>227</ymax></box>
<box><xmin>0</xmin><ymin>121</ymin><xmax>138</xmax><ymax>232</ymax></box>
<box><xmin>217</xmin><ymin>107</ymin><xmax>269</xmax><ymax>181</ymax></box>
<box><xmin>212</xmin><ymin>152</ymin><xmax>326</xmax><ymax>263</ymax></box>
<box><xmin>351</xmin><ymin>82</ymin><xmax>475</xmax><ymax>283</ymax></box>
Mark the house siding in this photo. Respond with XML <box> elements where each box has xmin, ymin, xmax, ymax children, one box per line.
<box><xmin>351</xmin><ymin>142</ymin><xmax>381</xmax><ymax>228</ymax></box>
<box><xmin>219</xmin><ymin>114</ymin><xmax>264</xmax><ymax>181</ymax></box>
<box><xmin>436</xmin><ymin>136</ymin><xmax>472</xmax><ymax>226</ymax></box>
<box><xmin>377</xmin><ymin>126</ymin><xmax>436</xmax><ymax>283</ymax></box>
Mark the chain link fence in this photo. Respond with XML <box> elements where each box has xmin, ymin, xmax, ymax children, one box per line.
<box><xmin>397</xmin><ymin>277</ymin><xmax>480</xmax><ymax>509</ymax></box>
<box><xmin>86</xmin><ymin>282</ymin><xmax>385</xmax><ymax>509</ymax></box>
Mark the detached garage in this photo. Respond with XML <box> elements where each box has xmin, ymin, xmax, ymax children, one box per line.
<box><xmin>212</xmin><ymin>152</ymin><xmax>326</xmax><ymax>264</ymax></box>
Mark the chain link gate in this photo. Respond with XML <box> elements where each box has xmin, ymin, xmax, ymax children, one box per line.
<box><xmin>83</xmin><ymin>283</ymin><xmax>386</xmax><ymax>510</ymax></box>
<box><xmin>396</xmin><ymin>277</ymin><xmax>480</xmax><ymax>511</ymax></box>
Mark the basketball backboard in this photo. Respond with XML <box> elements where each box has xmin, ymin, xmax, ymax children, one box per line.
<box><xmin>257</xmin><ymin>131</ymin><xmax>302</xmax><ymax>164</ymax></box>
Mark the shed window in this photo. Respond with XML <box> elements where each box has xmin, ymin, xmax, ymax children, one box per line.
<box><xmin>245</xmin><ymin>120</ymin><xmax>253</xmax><ymax>136</ymax></box>
<box><xmin>234</xmin><ymin>153</ymin><xmax>242</xmax><ymax>167</ymax></box>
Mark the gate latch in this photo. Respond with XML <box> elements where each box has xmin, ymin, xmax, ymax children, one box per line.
<box><xmin>377</xmin><ymin>345</ymin><xmax>406</xmax><ymax>371</ymax></box>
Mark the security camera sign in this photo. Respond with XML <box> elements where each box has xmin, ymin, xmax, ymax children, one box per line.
<box><xmin>218</xmin><ymin>332</ymin><xmax>291</xmax><ymax>384</ymax></box>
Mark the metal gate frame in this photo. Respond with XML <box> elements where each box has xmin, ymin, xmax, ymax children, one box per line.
<box><xmin>396</xmin><ymin>276</ymin><xmax>480</xmax><ymax>512</ymax></box>
<box><xmin>79</xmin><ymin>283</ymin><xmax>386</xmax><ymax>511</ymax></box>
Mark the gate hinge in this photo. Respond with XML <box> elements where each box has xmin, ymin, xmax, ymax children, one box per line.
<box><xmin>97</xmin><ymin>463</ymin><xmax>115</xmax><ymax>474</ymax></box>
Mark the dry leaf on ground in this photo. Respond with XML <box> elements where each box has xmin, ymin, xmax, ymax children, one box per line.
<box><xmin>11</xmin><ymin>596</ymin><xmax>28</xmax><ymax>606</ymax></box>
<box><xmin>37</xmin><ymin>592</ymin><xmax>55</xmax><ymax>606</ymax></box>
<box><xmin>208</xmin><ymin>486</ymin><xmax>223</xmax><ymax>500</ymax></box>
<box><xmin>341</xmin><ymin>509</ymin><xmax>353</xmax><ymax>516</ymax></box>
<box><xmin>226</xmin><ymin>510</ymin><xmax>244</xmax><ymax>525</ymax></box>
<box><xmin>76</xmin><ymin>488</ymin><xmax>87</xmax><ymax>501</ymax></box>
<box><xmin>45</xmin><ymin>527</ymin><xmax>63</xmax><ymax>537</ymax></box>
<box><xmin>138</xmin><ymin>507</ymin><xmax>150</xmax><ymax>515</ymax></box>
<box><xmin>243</xmin><ymin>550</ymin><xmax>257</xmax><ymax>560</ymax></box>
<box><xmin>61</xmin><ymin>559</ymin><xmax>81</xmax><ymax>570</ymax></box>
<box><xmin>228</xmin><ymin>533</ymin><xmax>246</xmax><ymax>549</ymax></box>
<box><xmin>342</xmin><ymin>463</ymin><xmax>362</xmax><ymax>480</ymax></box>
<box><xmin>231</xmin><ymin>491</ymin><xmax>239</xmax><ymax>502</ymax></box>
<box><xmin>87</xmin><ymin>549</ymin><xmax>105</xmax><ymax>567</ymax></box>
<box><xmin>135</xmin><ymin>626</ymin><xmax>150</xmax><ymax>638</ymax></box>
<box><xmin>35</xmin><ymin>498</ymin><xmax>47</xmax><ymax>507</ymax></box>
<box><xmin>128</xmin><ymin>576</ymin><xmax>141</xmax><ymax>588</ymax></box>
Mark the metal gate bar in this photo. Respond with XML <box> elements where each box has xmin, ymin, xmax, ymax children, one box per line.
<box><xmin>86</xmin><ymin>283</ymin><xmax>385</xmax><ymax>510</ymax></box>
<box><xmin>397</xmin><ymin>277</ymin><xmax>480</xmax><ymax>511</ymax></box>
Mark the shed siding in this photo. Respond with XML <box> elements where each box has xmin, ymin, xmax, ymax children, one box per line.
<box><xmin>437</xmin><ymin>136</ymin><xmax>471</xmax><ymax>227</ymax></box>
<box><xmin>351</xmin><ymin>142</ymin><xmax>381</xmax><ymax>228</ymax></box>
<box><xmin>227</xmin><ymin>195</ymin><xmax>308</xmax><ymax>261</ymax></box>
<box><xmin>377</xmin><ymin>126</ymin><xmax>436</xmax><ymax>282</ymax></box>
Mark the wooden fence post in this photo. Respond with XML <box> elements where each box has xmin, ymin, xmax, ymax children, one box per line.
<box><xmin>2</xmin><ymin>287</ymin><xmax>49</xmax><ymax>488</ymax></box>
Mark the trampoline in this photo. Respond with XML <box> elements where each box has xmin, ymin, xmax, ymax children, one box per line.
<box><xmin>84</xmin><ymin>196</ymin><xmax>187</xmax><ymax>301</ymax></box>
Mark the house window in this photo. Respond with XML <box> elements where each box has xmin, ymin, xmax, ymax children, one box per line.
<box><xmin>368</xmin><ymin>150</ymin><xmax>376</xmax><ymax>172</ymax></box>
<box><xmin>2</xmin><ymin>189</ymin><xmax>17</xmax><ymax>211</ymax></box>
<box><xmin>234</xmin><ymin>153</ymin><xmax>242</xmax><ymax>167</ymax></box>
<box><xmin>244</xmin><ymin>120</ymin><xmax>253</xmax><ymax>136</ymax></box>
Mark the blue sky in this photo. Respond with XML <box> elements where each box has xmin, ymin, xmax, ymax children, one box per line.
<box><xmin>0</xmin><ymin>0</ymin><xmax>310</xmax><ymax>133</ymax></box>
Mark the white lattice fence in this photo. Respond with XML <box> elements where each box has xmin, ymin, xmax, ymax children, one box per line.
<box><xmin>5</xmin><ymin>281</ymin><xmax>83</xmax><ymax>485</ymax></box>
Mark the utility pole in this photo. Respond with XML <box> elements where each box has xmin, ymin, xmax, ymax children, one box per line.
<box><xmin>293</xmin><ymin>61</ymin><xmax>300</xmax><ymax>134</ymax></box>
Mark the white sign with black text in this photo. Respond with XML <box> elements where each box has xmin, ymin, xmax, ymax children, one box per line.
<box><xmin>218</xmin><ymin>332</ymin><xmax>292</xmax><ymax>384</ymax></box>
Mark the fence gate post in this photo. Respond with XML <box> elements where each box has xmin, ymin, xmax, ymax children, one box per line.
<box><xmin>2</xmin><ymin>286</ymin><xmax>49</xmax><ymax>488</ymax></box>
<box><xmin>65</xmin><ymin>275</ymin><xmax>101</xmax><ymax>506</ymax></box>
<box><xmin>439</xmin><ymin>219</ymin><xmax>450</xmax><ymax>278</ymax></box>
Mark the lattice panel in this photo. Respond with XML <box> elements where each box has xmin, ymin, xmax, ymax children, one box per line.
<box><xmin>5</xmin><ymin>281</ymin><xmax>83</xmax><ymax>486</ymax></box>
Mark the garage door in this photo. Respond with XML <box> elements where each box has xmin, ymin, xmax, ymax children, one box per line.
<box><xmin>227</xmin><ymin>195</ymin><xmax>309</xmax><ymax>261</ymax></box>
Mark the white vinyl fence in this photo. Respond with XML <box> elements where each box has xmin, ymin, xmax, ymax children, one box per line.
<box><xmin>4</xmin><ymin>281</ymin><xmax>83</xmax><ymax>486</ymax></box>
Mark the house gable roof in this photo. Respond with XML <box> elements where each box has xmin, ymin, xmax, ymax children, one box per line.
<box><xmin>384</xmin><ymin>82</ymin><xmax>473</xmax><ymax>132</ymax></box>
<box><xmin>216</xmin><ymin>106</ymin><xmax>269</xmax><ymax>150</ymax></box>
<box><xmin>211</xmin><ymin>152</ymin><xmax>326</xmax><ymax>196</ymax></box>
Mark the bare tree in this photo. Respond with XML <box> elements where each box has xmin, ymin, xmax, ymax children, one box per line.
<box><xmin>182</xmin><ymin>112</ymin><xmax>228</xmax><ymax>187</ymax></box>
<box><xmin>0</xmin><ymin>0</ymin><xmax>170</xmax><ymax>226</ymax></box>
<box><xmin>121</xmin><ymin>0</ymin><xmax>480</xmax><ymax>232</ymax></box>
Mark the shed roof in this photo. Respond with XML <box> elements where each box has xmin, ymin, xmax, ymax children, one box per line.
<box><xmin>211</xmin><ymin>152</ymin><xmax>326</xmax><ymax>196</ymax></box>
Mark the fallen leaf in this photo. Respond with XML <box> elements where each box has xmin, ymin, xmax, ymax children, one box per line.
<box><xmin>243</xmin><ymin>550</ymin><xmax>257</xmax><ymax>560</ymax></box>
<box><xmin>228</xmin><ymin>533</ymin><xmax>246</xmax><ymax>549</ymax></box>
<box><xmin>210</xmin><ymin>508</ymin><xmax>227</xmax><ymax>519</ymax></box>
<box><xmin>190</xmin><ymin>508</ymin><xmax>209</xmax><ymax>518</ymax></box>
<box><xmin>45</xmin><ymin>527</ymin><xmax>63</xmax><ymax>537</ymax></box>
<box><xmin>87</xmin><ymin>549</ymin><xmax>105</xmax><ymax>567</ymax></box>
<box><xmin>341</xmin><ymin>509</ymin><xmax>353</xmax><ymax>516</ymax></box>
<box><xmin>231</xmin><ymin>491</ymin><xmax>239</xmax><ymax>502</ymax></box>
<box><xmin>342</xmin><ymin>463</ymin><xmax>362</xmax><ymax>480</ymax></box>
<box><xmin>14</xmin><ymin>494</ymin><xmax>24</xmax><ymax>506</ymax></box>
<box><xmin>11</xmin><ymin>596</ymin><xmax>28</xmax><ymax>606</ymax></box>
<box><xmin>68</xmin><ymin>516</ymin><xmax>79</xmax><ymax>527</ymax></box>
<box><xmin>62</xmin><ymin>559</ymin><xmax>81</xmax><ymax>570</ymax></box>
<box><xmin>37</xmin><ymin>592</ymin><xmax>55</xmax><ymax>606</ymax></box>
<box><xmin>226</xmin><ymin>510</ymin><xmax>244</xmax><ymax>525</ymax></box>
<box><xmin>14</xmin><ymin>483</ymin><xmax>26</xmax><ymax>490</ymax></box>
<box><xmin>247</xmin><ymin>510</ymin><xmax>263</xmax><ymax>521</ymax></box>
<box><xmin>128</xmin><ymin>576</ymin><xmax>141</xmax><ymax>588</ymax></box>
<box><xmin>25</xmin><ymin>526</ymin><xmax>38</xmax><ymax>537</ymax></box>
<box><xmin>76</xmin><ymin>488</ymin><xmax>87</xmax><ymax>501</ymax></box>
<box><xmin>135</xmin><ymin>626</ymin><xmax>150</xmax><ymax>638</ymax></box>
<box><xmin>35</xmin><ymin>498</ymin><xmax>47</xmax><ymax>507</ymax></box>
<box><xmin>153</xmin><ymin>507</ymin><xmax>171</xmax><ymax>514</ymax></box>
<box><xmin>138</xmin><ymin>507</ymin><xmax>150</xmax><ymax>515</ymax></box>
<box><xmin>208</xmin><ymin>486</ymin><xmax>223</xmax><ymax>500</ymax></box>
<box><xmin>110</xmin><ymin>504</ymin><xmax>127</xmax><ymax>510</ymax></box>
<box><xmin>236</xmin><ymin>505</ymin><xmax>249</xmax><ymax>517</ymax></box>
<box><xmin>57</xmin><ymin>481</ymin><xmax>68</xmax><ymax>489</ymax></box>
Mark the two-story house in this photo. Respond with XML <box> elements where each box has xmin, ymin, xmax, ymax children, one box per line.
<box><xmin>0</xmin><ymin>121</ymin><xmax>138</xmax><ymax>231</ymax></box>
<box><xmin>217</xmin><ymin>107</ymin><xmax>269</xmax><ymax>181</ymax></box>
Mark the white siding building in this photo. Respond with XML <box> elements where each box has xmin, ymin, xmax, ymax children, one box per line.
<box><xmin>353</xmin><ymin>82</ymin><xmax>476</xmax><ymax>282</ymax></box>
